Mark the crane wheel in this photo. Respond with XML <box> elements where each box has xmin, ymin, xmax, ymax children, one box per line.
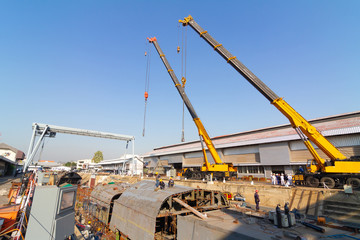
<box><xmin>306</xmin><ymin>176</ymin><xmax>319</xmax><ymax>187</ymax></box>
<box><xmin>320</xmin><ymin>177</ymin><xmax>335</xmax><ymax>189</ymax></box>
<box><xmin>346</xmin><ymin>178</ymin><xmax>360</xmax><ymax>189</ymax></box>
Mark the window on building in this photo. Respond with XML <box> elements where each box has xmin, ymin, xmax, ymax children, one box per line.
<box><xmin>248</xmin><ymin>166</ymin><xmax>258</xmax><ymax>174</ymax></box>
<box><xmin>259</xmin><ymin>166</ymin><xmax>264</xmax><ymax>174</ymax></box>
<box><xmin>238</xmin><ymin>166</ymin><xmax>247</xmax><ymax>173</ymax></box>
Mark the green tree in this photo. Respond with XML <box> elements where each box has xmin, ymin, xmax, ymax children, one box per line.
<box><xmin>92</xmin><ymin>151</ymin><xmax>103</xmax><ymax>163</ymax></box>
<box><xmin>64</xmin><ymin>162</ymin><xmax>77</xmax><ymax>167</ymax></box>
<box><xmin>64</xmin><ymin>162</ymin><xmax>72</xmax><ymax>167</ymax></box>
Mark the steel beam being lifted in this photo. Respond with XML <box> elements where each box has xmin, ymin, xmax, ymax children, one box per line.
<box><xmin>24</xmin><ymin>123</ymin><xmax>135</xmax><ymax>173</ymax></box>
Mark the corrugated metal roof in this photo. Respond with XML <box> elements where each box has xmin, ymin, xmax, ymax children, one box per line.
<box><xmin>0</xmin><ymin>143</ymin><xmax>20</xmax><ymax>153</ymax></box>
<box><xmin>322</xmin><ymin>126</ymin><xmax>360</xmax><ymax>136</ymax></box>
<box><xmin>110</xmin><ymin>180</ymin><xmax>194</xmax><ymax>240</ymax></box>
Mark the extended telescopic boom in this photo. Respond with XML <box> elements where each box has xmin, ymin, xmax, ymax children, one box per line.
<box><xmin>148</xmin><ymin>37</ymin><xmax>236</xmax><ymax>173</ymax></box>
<box><xmin>179</xmin><ymin>15</ymin><xmax>347</xmax><ymax>173</ymax></box>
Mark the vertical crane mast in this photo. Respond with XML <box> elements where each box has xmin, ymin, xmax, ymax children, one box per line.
<box><xmin>179</xmin><ymin>15</ymin><xmax>347</xmax><ymax>172</ymax></box>
<box><xmin>147</xmin><ymin>37</ymin><xmax>236</xmax><ymax>173</ymax></box>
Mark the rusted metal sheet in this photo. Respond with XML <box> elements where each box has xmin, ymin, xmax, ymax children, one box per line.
<box><xmin>110</xmin><ymin>180</ymin><xmax>194</xmax><ymax>240</ymax></box>
<box><xmin>89</xmin><ymin>182</ymin><xmax>130</xmax><ymax>224</ymax></box>
<box><xmin>91</xmin><ymin>183</ymin><xmax>129</xmax><ymax>208</ymax></box>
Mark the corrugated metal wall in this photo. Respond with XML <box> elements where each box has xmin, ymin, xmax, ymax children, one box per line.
<box><xmin>223</xmin><ymin>153</ymin><xmax>259</xmax><ymax>164</ymax></box>
<box><xmin>183</xmin><ymin>157</ymin><xmax>203</xmax><ymax>167</ymax></box>
<box><xmin>259</xmin><ymin>142</ymin><xmax>291</xmax><ymax>165</ymax></box>
<box><xmin>291</xmin><ymin>146</ymin><xmax>360</xmax><ymax>162</ymax></box>
<box><xmin>159</xmin><ymin>154</ymin><xmax>183</xmax><ymax>163</ymax></box>
<box><xmin>223</xmin><ymin>145</ymin><xmax>259</xmax><ymax>155</ymax></box>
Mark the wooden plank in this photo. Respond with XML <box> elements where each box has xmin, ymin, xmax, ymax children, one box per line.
<box><xmin>173</xmin><ymin>198</ymin><xmax>208</xmax><ymax>220</ymax></box>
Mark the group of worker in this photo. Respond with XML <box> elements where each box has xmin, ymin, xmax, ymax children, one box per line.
<box><xmin>254</xmin><ymin>190</ymin><xmax>291</xmax><ymax>227</ymax></box>
<box><xmin>271</xmin><ymin>173</ymin><xmax>292</xmax><ymax>186</ymax></box>
<box><xmin>155</xmin><ymin>172</ymin><xmax>174</xmax><ymax>190</ymax></box>
<box><xmin>275</xmin><ymin>202</ymin><xmax>291</xmax><ymax>228</ymax></box>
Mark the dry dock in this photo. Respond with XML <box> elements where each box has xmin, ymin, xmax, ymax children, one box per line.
<box><xmin>74</xmin><ymin>173</ymin><xmax>360</xmax><ymax>240</ymax></box>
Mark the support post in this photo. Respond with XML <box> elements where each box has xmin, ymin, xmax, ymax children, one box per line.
<box><xmin>26</xmin><ymin>124</ymin><xmax>37</xmax><ymax>162</ymax></box>
<box><xmin>132</xmin><ymin>139</ymin><xmax>136</xmax><ymax>175</ymax></box>
<box><xmin>23</xmin><ymin>126</ymin><xmax>49</xmax><ymax>172</ymax></box>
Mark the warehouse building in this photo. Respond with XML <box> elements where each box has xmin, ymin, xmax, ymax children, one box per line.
<box><xmin>143</xmin><ymin>111</ymin><xmax>360</xmax><ymax>179</ymax></box>
<box><xmin>98</xmin><ymin>154</ymin><xmax>144</xmax><ymax>175</ymax></box>
<box><xmin>0</xmin><ymin>143</ymin><xmax>26</xmax><ymax>176</ymax></box>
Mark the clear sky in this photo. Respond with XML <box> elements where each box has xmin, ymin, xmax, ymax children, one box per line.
<box><xmin>1</xmin><ymin>1</ymin><xmax>359</xmax><ymax>163</ymax></box>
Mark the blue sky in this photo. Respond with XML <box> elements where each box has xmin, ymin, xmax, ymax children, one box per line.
<box><xmin>1</xmin><ymin>1</ymin><xmax>359</xmax><ymax>163</ymax></box>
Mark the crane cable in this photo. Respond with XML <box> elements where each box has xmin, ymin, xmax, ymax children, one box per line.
<box><xmin>143</xmin><ymin>42</ymin><xmax>151</xmax><ymax>137</ymax></box>
<box><xmin>37</xmin><ymin>137</ymin><xmax>47</xmax><ymax>161</ymax></box>
<box><xmin>179</xmin><ymin>23</ymin><xmax>187</xmax><ymax>142</ymax></box>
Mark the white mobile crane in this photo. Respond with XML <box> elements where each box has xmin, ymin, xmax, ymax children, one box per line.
<box><xmin>148</xmin><ymin>37</ymin><xmax>237</xmax><ymax>180</ymax></box>
<box><xmin>179</xmin><ymin>15</ymin><xmax>360</xmax><ymax>188</ymax></box>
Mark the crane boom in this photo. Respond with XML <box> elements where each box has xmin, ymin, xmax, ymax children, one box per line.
<box><xmin>179</xmin><ymin>16</ymin><xmax>347</xmax><ymax>171</ymax></box>
<box><xmin>148</xmin><ymin>37</ymin><xmax>236</xmax><ymax>173</ymax></box>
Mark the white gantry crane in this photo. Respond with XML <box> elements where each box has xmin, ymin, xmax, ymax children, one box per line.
<box><xmin>24</xmin><ymin>123</ymin><xmax>135</xmax><ymax>173</ymax></box>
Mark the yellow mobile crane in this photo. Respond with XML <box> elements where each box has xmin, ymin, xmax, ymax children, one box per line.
<box><xmin>179</xmin><ymin>15</ymin><xmax>360</xmax><ymax>188</ymax></box>
<box><xmin>147</xmin><ymin>37</ymin><xmax>237</xmax><ymax>180</ymax></box>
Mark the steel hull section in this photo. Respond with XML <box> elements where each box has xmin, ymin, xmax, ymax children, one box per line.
<box><xmin>110</xmin><ymin>180</ymin><xmax>194</xmax><ymax>240</ymax></box>
<box><xmin>89</xmin><ymin>182</ymin><xmax>130</xmax><ymax>224</ymax></box>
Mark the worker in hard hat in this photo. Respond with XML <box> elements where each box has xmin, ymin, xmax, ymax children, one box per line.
<box><xmin>254</xmin><ymin>189</ymin><xmax>260</xmax><ymax>212</ymax></box>
<box><xmin>168</xmin><ymin>177</ymin><xmax>174</xmax><ymax>188</ymax></box>
<box><xmin>159</xmin><ymin>179</ymin><xmax>165</xmax><ymax>190</ymax></box>
<box><xmin>155</xmin><ymin>172</ymin><xmax>160</xmax><ymax>187</ymax></box>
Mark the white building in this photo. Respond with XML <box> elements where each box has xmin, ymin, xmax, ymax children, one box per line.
<box><xmin>98</xmin><ymin>154</ymin><xmax>143</xmax><ymax>175</ymax></box>
<box><xmin>51</xmin><ymin>166</ymin><xmax>71</xmax><ymax>172</ymax></box>
<box><xmin>0</xmin><ymin>143</ymin><xmax>25</xmax><ymax>163</ymax></box>
<box><xmin>0</xmin><ymin>143</ymin><xmax>26</xmax><ymax>175</ymax></box>
<box><xmin>76</xmin><ymin>159</ymin><xmax>92</xmax><ymax>170</ymax></box>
